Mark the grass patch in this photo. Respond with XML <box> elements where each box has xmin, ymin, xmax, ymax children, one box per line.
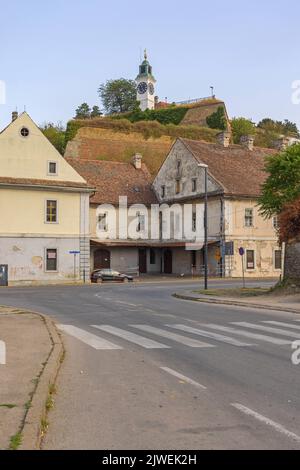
<box><xmin>0</xmin><ymin>404</ymin><xmax>17</xmax><ymax>409</ymax></box>
<box><xmin>9</xmin><ymin>432</ymin><xmax>22</xmax><ymax>450</ymax></box>
<box><xmin>194</xmin><ymin>287</ymin><xmax>271</xmax><ymax>297</ymax></box>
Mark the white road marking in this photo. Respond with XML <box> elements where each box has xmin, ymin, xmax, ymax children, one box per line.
<box><xmin>58</xmin><ymin>325</ymin><xmax>122</xmax><ymax>350</ymax></box>
<box><xmin>131</xmin><ymin>325</ymin><xmax>215</xmax><ymax>348</ymax></box>
<box><xmin>232</xmin><ymin>322</ymin><xmax>300</xmax><ymax>339</ymax></box>
<box><xmin>160</xmin><ymin>367</ymin><xmax>207</xmax><ymax>390</ymax></box>
<box><xmin>114</xmin><ymin>301</ymin><xmax>139</xmax><ymax>307</ymax></box>
<box><xmin>167</xmin><ymin>324</ymin><xmax>255</xmax><ymax>347</ymax></box>
<box><xmin>0</xmin><ymin>340</ymin><xmax>6</xmax><ymax>365</ymax></box>
<box><xmin>91</xmin><ymin>325</ymin><xmax>170</xmax><ymax>349</ymax></box>
<box><xmin>203</xmin><ymin>324</ymin><xmax>291</xmax><ymax>345</ymax></box>
<box><xmin>232</xmin><ymin>403</ymin><xmax>300</xmax><ymax>444</ymax></box>
<box><xmin>263</xmin><ymin>321</ymin><xmax>300</xmax><ymax>331</ymax></box>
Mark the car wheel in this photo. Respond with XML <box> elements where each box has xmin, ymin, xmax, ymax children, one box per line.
<box><xmin>123</xmin><ymin>278</ymin><xmax>129</xmax><ymax>283</ymax></box>
<box><xmin>96</xmin><ymin>278</ymin><xmax>103</xmax><ymax>284</ymax></box>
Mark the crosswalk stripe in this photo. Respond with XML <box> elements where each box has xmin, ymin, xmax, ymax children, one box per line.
<box><xmin>166</xmin><ymin>324</ymin><xmax>255</xmax><ymax>347</ymax></box>
<box><xmin>232</xmin><ymin>322</ymin><xmax>300</xmax><ymax>339</ymax></box>
<box><xmin>131</xmin><ymin>325</ymin><xmax>215</xmax><ymax>348</ymax></box>
<box><xmin>58</xmin><ymin>325</ymin><xmax>122</xmax><ymax>350</ymax></box>
<box><xmin>91</xmin><ymin>325</ymin><xmax>170</xmax><ymax>349</ymax></box>
<box><xmin>202</xmin><ymin>324</ymin><xmax>291</xmax><ymax>345</ymax></box>
<box><xmin>263</xmin><ymin>321</ymin><xmax>300</xmax><ymax>331</ymax></box>
<box><xmin>160</xmin><ymin>367</ymin><xmax>207</xmax><ymax>390</ymax></box>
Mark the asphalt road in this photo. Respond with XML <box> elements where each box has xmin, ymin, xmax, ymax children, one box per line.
<box><xmin>1</xmin><ymin>278</ymin><xmax>300</xmax><ymax>450</ymax></box>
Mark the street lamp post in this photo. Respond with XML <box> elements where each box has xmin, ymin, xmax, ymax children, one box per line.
<box><xmin>198</xmin><ymin>163</ymin><xmax>209</xmax><ymax>290</ymax></box>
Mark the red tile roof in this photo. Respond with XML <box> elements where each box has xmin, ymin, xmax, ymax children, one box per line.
<box><xmin>180</xmin><ymin>138</ymin><xmax>277</xmax><ymax>197</ymax></box>
<box><xmin>0</xmin><ymin>176</ymin><xmax>91</xmax><ymax>190</ymax></box>
<box><xmin>66</xmin><ymin>158</ymin><xmax>157</xmax><ymax>205</ymax></box>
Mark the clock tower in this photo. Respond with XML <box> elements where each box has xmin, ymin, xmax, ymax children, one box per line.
<box><xmin>136</xmin><ymin>50</ymin><xmax>156</xmax><ymax>111</ymax></box>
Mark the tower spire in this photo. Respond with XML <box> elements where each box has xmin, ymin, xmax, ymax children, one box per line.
<box><xmin>144</xmin><ymin>48</ymin><xmax>147</xmax><ymax>60</ymax></box>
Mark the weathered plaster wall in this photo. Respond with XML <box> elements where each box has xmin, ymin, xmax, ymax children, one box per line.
<box><xmin>0</xmin><ymin>237</ymin><xmax>81</xmax><ymax>284</ymax></box>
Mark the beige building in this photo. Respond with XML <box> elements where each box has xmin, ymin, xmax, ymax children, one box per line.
<box><xmin>153</xmin><ymin>135</ymin><xmax>282</xmax><ymax>278</ymax></box>
<box><xmin>0</xmin><ymin>112</ymin><xmax>93</xmax><ymax>285</ymax></box>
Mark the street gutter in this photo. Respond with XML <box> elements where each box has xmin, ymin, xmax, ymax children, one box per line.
<box><xmin>173</xmin><ymin>291</ymin><xmax>300</xmax><ymax>315</ymax></box>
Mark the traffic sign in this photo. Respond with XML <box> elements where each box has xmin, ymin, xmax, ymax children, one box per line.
<box><xmin>239</xmin><ymin>247</ymin><xmax>245</xmax><ymax>256</ymax></box>
<box><xmin>69</xmin><ymin>250</ymin><xmax>80</xmax><ymax>255</ymax></box>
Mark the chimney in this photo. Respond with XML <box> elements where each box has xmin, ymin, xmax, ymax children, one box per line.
<box><xmin>132</xmin><ymin>153</ymin><xmax>142</xmax><ymax>170</ymax></box>
<box><xmin>217</xmin><ymin>131</ymin><xmax>231</xmax><ymax>148</ymax></box>
<box><xmin>12</xmin><ymin>111</ymin><xmax>18</xmax><ymax>122</ymax></box>
<box><xmin>240</xmin><ymin>135</ymin><xmax>255</xmax><ymax>151</ymax></box>
<box><xmin>274</xmin><ymin>136</ymin><xmax>290</xmax><ymax>151</ymax></box>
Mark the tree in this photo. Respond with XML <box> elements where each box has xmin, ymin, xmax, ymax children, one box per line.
<box><xmin>75</xmin><ymin>103</ymin><xmax>91</xmax><ymax>119</ymax></box>
<box><xmin>278</xmin><ymin>197</ymin><xmax>300</xmax><ymax>243</ymax></box>
<box><xmin>41</xmin><ymin>122</ymin><xmax>66</xmax><ymax>155</ymax></box>
<box><xmin>206</xmin><ymin>106</ymin><xmax>227</xmax><ymax>130</ymax></box>
<box><xmin>257</xmin><ymin>118</ymin><xmax>299</xmax><ymax>137</ymax></box>
<box><xmin>258</xmin><ymin>144</ymin><xmax>300</xmax><ymax>218</ymax></box>
<box><xmin>231</xmin><ymin>117</ymin><xmax>256</xmax><ymax>144</ymax></box>
<box><xmin>91</xmin><ymin>105</ymin><xmax>102</xmax><ymax>118</ymax></box>
<box><xmin>98</xmin><ymin>78</ymin><xmax>138</xmax><ymax>114</ymax></box>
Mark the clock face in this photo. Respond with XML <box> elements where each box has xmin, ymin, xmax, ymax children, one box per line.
<box><xmin>148</xmin><ymin>83</ymin><xmax>154</xmax><ymax>95</ymax></box>
<box><xmin>137</xmin><ymin>82</ymin><xmax>148</xmax><ymax>94</ymax></box>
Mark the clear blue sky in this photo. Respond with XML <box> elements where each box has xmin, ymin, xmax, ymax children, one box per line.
<box><xmin>1</xmin><ymin>0</ymin><xmax>300</xmax><ymax>129</ymax></box>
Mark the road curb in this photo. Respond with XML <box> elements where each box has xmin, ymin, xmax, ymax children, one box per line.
<box><xmin>0</xmin><ymin>307</ymin><xmax>64</xmax><ymax>450</ymax></box>
<box><xmin>173</xmin><ymin>292</ymin><xmax>300</xmax><ymax>315</ymax></box>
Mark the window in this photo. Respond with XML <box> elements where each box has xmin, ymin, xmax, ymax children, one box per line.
<box><xmin>46</xmin><ymin>249</ymin><xmax>57</xmax><ymax>272</ymax></box>
<box><xmin>273</xmin><ymin>216</ymin><xmax>279</xmax><ymax>230</ymax></box>
<box><xmin>245</xmin><ymin>208</ymin><xmax>254</xmax><ymax>227</ymax></box>
<box><xmin>191</xmin><ymin>251</ymin><xmax>197</xmax><ymax>267</ymax></box>
<box><xmin>46</xmin><ymin>200</ymin><xmax>57</xmax><ymax>223</ymax></box>
<box><xmin>176</xmin><ymin>160</ymin><xmax>181</xmax><ymax>171</ymax></box>
<box><xmin>150</xmin><ymin>249</ymin><xmax>156</xmax><ymax>265</ymax></box>
<box><xmin>98</xmin><ymin>213</ymin><xmax>108</xmax><ymax>231</ymax></box>
<box><xmin>48</xmin><ymin>161</ymin><xmax>57</xmax><ymax>175</ymax></box>
<box><xmin>161</xmin><ymin>185</ymin><xmax>166</xmax><ymax>198</ymax></box>
<box><xmin>192</xmin><ymin>211</ymin><xmax>197</xmax><ymax>232</ymax></box>
<box><xmin>192</xmin><ymin>178</ymin><xmax>197</xmax><ymax>192</ymax></box>
<box><xmin>274</xmin><ymin>250</ymin><xmax>282</xmax><ymax>270</ymax></box>
<box><xmin>175</xmin><ymin>179</ymin><xmax>181</xmax><ymax>194</ymax></box>
<box><xmin>137</xmin><ymin>212</ymin><xmax>145</xmax><ymax>232</ymax></box>
<box><xmin>246</xmin><ymin>250</ymin><xmax>255</xmax><ymax>270</ymax></box>
<box><xmin>20</xmin><ymin>127</ymin><xmax>29</xmax><ymax>138</ymax></box>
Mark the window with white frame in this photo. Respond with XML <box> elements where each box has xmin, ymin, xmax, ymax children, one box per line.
<box><xmin>273</xmin><ymin>216</ymin><xmax>279</xmax><ymax>230</ymax></box>
<box><xmin>137</xmin><ymin>212</ymin><xmax>145</xmax><ymax>233</ymax></box>
<box><xmin>48</xmin><ymin>161</ymin><xmax>58</xmax><ymax>175</ymax></box>
<box><xmin>245</xmin><ymin>208</ymin><xmax>254</xmax><ymax>227</ymax></box>
<box><xmin>98</xmin><ymin>213</ymin><xmax>108</xmax><ymax>231</ymax></box>
<box><xmin>192</xmin><ymin>211</ymin><xmax>197</xmax><ymax>232</ymax></box>
<box><xmin>246</xmin><ymin>250</ymin><xmax>255</xmax><ymax>269</ymax></box>
<box><xmin>46</xmin><ymin>200</ymin><xmax>58</xmax><ymax>223</ymax></box>
<box><xmin>274</xmin><ymin>249</ymin><xmax>282</xmax><ymax>270</ymax></box>
<box><xmin>46</xmin><ymin>248</ymin><xmax>57</xmax><ymax>271</ymax></box>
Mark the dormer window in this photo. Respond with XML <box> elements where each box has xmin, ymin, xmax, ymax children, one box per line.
<box><xmin>48</xmin><ymin>161</ymin><xmax>58</xmax><ymax>175</ymax></box>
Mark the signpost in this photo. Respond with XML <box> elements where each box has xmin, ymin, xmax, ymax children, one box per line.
<box><xmin>69</xmin><ymin>250</ymin><xmax>80</xmax><ymax>281</ymax></box>
<box><xmin>239</xmin><ymin>247</ymin><xmax>245</xmax><ymax>288</ymax></box>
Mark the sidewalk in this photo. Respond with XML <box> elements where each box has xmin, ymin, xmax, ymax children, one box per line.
<box><xmin>0</xmin><ymin>307</ymin><xmax>62</xmax><ymax>450</ymax></box>
<box><xmin>174</xmin><ymin>290</ymin><xmax>300</xmax><ymax>314</ymax></box>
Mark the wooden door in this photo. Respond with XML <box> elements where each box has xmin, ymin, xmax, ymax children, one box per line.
<box><xmin>164</xmin><ymin>249</ymin><xmax>173</xmax><ymax>274</ymax></box>
<box><xmin>94</xmin><ymin>249</ymin><xmax>111</xmax><ymax>269</ymax></box>
<box><xmin>139</xmin><ymin>249</ymin><xmax>147</xmax><ymax>274</ymax></box>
